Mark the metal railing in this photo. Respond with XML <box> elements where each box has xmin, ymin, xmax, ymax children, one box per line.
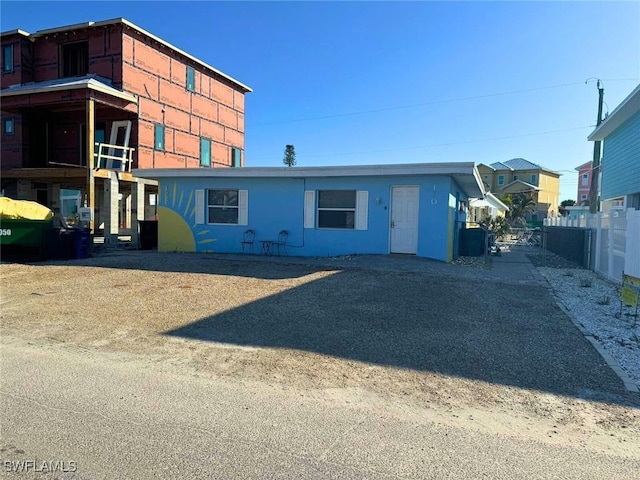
<box><xmin>94</xmin><ymin>142</ymin><xmax>135</xmax><ymax>172</ymax></box>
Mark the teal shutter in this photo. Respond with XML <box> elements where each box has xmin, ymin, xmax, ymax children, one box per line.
<box><xmin>231</xmin><ymin>148</ymin><xmax>242</xmax><ymax>167</ymax></box>
<box><xmin>3</xmin><ymin>45</ymin><xmax>12</xmax><ymax>72</ymax></box>
<box><xmin>200</xmin><ymin>138</ymin><xmax>211</xmax><ymax>167</ymax></box>
<box><xmin>154</xmin><ymin>124</ymin><xmax>164</xmax><ymax>151</ymax></box>
<box><xmin>4</xmin><ymin>118</ymin><xmax>14</xmax><ymax>135</ymax></box>
<box><xmin>186</xmin><ymin>66</ymin><xmax>195</xmax><ymax>92</ymax></box>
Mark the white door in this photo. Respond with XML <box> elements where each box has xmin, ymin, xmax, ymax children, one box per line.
<box><xmin>390</xmin><ymin>186</ymin><xmax>419</xmax><ymax>254</ymax></box>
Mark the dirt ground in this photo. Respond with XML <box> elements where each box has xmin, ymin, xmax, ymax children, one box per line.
<box><xmin>1</xmin><ymin>251</ymin><xmax>639</xmax><ymax>457</ymax></box>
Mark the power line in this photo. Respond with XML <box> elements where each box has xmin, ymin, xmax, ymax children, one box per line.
<box><xmin>247</xmin><ymin>78</ymin><xmax>638</xmax><ymax>127</ymax></box>
<box><xmin>251</xmin><ymin>125</ymin><xmax>594</xmax><ymax>161</ymax></box>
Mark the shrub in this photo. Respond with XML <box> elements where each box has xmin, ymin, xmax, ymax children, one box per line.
<box><xmin>579</xmin><ymin>277</ymin><xmax>592</xmax><ymax>288</ymax></box>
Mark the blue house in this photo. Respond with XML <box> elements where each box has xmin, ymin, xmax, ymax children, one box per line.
<box><xmin>588</xmin><ymin>84</ymin><xmax>640</xmax><ymax>211</ymax></box>
<box><xmin>134</xmin><ymin>162</ymin><xmax>484</xmax><ymax>262</ymax></box>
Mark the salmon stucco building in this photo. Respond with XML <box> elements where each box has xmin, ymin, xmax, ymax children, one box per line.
<box><xmin>1</xmin><ymin>18</ymin><xmax>251</xmax><ymax>244</ymax></box>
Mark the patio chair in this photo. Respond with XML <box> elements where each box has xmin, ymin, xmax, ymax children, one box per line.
<box><xmin>275</xmin><ymin>230</ymin><xmax>288</xmax><ymax>256</ymax></box>
<box><xmin>241</xmin><ymin>229</ymin><xmax>256</xmax><ymax>254</ymax></box>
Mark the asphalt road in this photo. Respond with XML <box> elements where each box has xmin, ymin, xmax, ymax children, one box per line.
<box><xmin>1</xmin><ymin>338</ymin><xmax>638</xmax><ymax>480</ymax></box>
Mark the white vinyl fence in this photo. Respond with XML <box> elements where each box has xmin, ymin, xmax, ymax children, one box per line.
<box><xmin>545</xmin><ymin>208</ymin><xmax>640</xmax><ymax>281</ymax></box>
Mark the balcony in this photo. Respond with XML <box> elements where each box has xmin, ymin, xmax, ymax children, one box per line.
<box><xmin>94</xmin><ymin>142</ymin><xmax>135</xmax><ymax>173</ymax></box>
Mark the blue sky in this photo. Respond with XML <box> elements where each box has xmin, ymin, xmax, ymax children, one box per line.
<box><xmin>2</xmin><ymin>1</ymin><xmax>639</xmax><ymax>201</ymax></box>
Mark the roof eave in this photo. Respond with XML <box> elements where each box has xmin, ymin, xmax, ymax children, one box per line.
<box><xmin>574</xmin><ymin>161</ymin><xmax>592</xmax><ymax>171</ymax></box>
<box><xmin>588</xmin><ymin>84</ymin><xmax>640</xmax><ymax>141</ymax></box>
<box><xmin>0</xmin><ymin>80</ymin><xmax>138</xmax><ymax>104</ymax></box>
<box><xmin>119</xmin><ymin>19</ymin><xmax>252</xmax><ymax>93</ymax></box>
<box><xmin>135</xmin><ymin>162</ymin><xmax>476</xmax><ymax>177</ymax></box>
<box><xmin>477</xmin><ymin>163</ymin><xmax>496</xmax><ymax>172</ymax></box>
<box><xmin>485</xmin><ymin>192</ymin><xmax>510</xmax><ymax>211</ymax></box>
<box><xmin>134</xmin><ymin>163</ymin><xmax>485</xmax><ymax>200</ymax></box>
<box><xmin>0</xmin><ymin>28</ymin><xmax>30</xmax><ymax>38</ymax></box>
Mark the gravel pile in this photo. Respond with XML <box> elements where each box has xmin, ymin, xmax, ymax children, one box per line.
<box><xmin>538</xmin><ymin>267</ymin><xmax>640</xmax><ymax>385</ymax></box>
<box><xmin>526</xmin><ymin>252</ymin><xmax>583</xmax><ymax>269</ymax></box>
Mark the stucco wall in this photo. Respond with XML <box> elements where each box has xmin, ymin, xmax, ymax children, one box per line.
<box><xmin>156</xmin><ymin>175</ymin><xmax>463</xmax><ymax>262</ymax></box>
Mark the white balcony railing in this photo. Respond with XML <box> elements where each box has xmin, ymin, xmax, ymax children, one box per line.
<box><xmin>94</xmin><ymin>142</ymin><xmax>135</xmax><ymax>172</ymax></box>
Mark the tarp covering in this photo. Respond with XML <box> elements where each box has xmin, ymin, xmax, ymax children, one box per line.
<box><xmin>0</xmin><ymin>197</ymin><xmax>53</xmax><ymax>221</ymax></box>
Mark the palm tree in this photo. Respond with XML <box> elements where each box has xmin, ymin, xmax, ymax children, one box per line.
<box><xmin>506</xmin><ymin>193</ymin><xmax>536</xmax><ymax>227</ymax></box>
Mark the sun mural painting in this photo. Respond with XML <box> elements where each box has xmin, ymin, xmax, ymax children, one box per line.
<box><xmin>157</xmin><ymin>182</ymin><xmax>217</xmax><ymax>252</ymax></box>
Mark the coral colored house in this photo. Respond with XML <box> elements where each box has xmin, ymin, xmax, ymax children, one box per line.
<box><xmin>575</xmin><ymin>161</ymin><xmax>592</xmax><ymax>206</ymax></box>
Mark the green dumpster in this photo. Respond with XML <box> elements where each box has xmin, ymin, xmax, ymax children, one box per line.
<box><xmin>0</xmin><ymin>218</ymin><xmax>53</xmax><ymax>259</ymax></box>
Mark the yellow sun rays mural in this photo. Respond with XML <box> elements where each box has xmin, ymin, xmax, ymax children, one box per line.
<box><xmin>158</xmin><ymin>182</ymin><xmax>216</xmax><ymax>252</ymax></box>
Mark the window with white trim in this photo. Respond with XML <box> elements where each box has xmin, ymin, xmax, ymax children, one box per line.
<box><xmin>581</xmin><ymin>194</ymin><xmax>587</xmax><ymax>201</ymax></box>
<box><xmin>581</xmin><ymin>173</ymin><xmax>588</xmax><ymax>186</ymax></box>
<box><xmin>530</xmin><ymin>174</ymin><xmax>537</xmax><ymax>184</ymax></box>
<box><xmin>317</xmin><ymin>190</ymin><xmax>356</xmax><ymax>229</ymax></box>
<box><xmin>304</xmin><ymin>190</ymin><xmax>368</xmax><ymax>230</ymax></box>
<box><xmin>498</xmin><ymin>175</ymin><xmax>505</xmax><ymax>186</ymax></box>
<box><xmin>207</xmin><ymin>189</ymin><xmax>239</xmax><ymax>224</ymax></box>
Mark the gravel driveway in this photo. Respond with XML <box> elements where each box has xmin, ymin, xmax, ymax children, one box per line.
<box><xmin>2</xmin><ymin>249</ymin><xmax>639</xmax><ymax>449</ymax></box>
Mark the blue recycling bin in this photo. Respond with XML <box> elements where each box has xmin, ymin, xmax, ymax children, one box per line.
<box><xmin>73</xmin><ymin>228</ymin><xmax>91</xmax><ymax>259</ymax></box>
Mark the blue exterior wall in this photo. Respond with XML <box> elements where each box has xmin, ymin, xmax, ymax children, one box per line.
<box><xmin>157</xmin><ymin>174</ymin><xmax>469</xmax><ymax>262</ymax></box>
<box><xmin>601</xmin><ymin>110</ymin><xmax>640</xmax><ymax>200</ymax></box>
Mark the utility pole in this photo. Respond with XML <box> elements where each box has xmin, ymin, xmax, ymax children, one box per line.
<box><xmin>588</xmin><ymin>80</ymin><xmax>604</xmax><ymax>213</ymax></box>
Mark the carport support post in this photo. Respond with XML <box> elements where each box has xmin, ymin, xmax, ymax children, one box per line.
<box><xmin>103</xmin><ymin>172</ymin><xmax>119</xmax><ymax>245</ymax></box>
<box><xmin>86</xmin><ymin>98</ymin><xmax>95</xmax><ymax>233</ymax></box>
<box><xmin>130</xmin><ymin>181</ymin><xmax>144</xmax><ymax>248</ymax></box>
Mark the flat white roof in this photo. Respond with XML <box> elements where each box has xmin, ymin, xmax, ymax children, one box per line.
<box><xmin>0</xmin><ymin>29</ymin><xmax>30</xmax><ymax>37</ymax></box>
<box><xmin>134</xmin><ymin>162</ymin><xmax>486</xmax><ymax>198</ymax></box>
<box><xmin>0</xmin><ymin>75</ymin><xmax>138</xmax><ymax>103</ymax></box>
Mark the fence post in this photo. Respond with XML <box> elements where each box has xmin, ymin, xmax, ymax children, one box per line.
<box><xmin>625</xmin><ymin>209</ymin><xmax>640</xmax><ymax>277</ymax></box>
<box><xmin>608</xmin><ymin>213</ymin><xmax>615</xmax><ymax>280</ymax></box>
<box><xmin>595</xmin><ymin>213</ymin><xmax>602</xmax><ymax>273</ymax></box>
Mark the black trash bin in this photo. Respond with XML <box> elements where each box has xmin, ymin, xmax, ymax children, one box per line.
<box><xmin>44</xmin><ymin>228</ymin><xmax>74</xmax><ymax>260</ymax></box>
<box><xmin>139</xmin><ymin>220</ymin><xmax>158</xmax><ymax>250</ymax></box>
<box><xmin>459</xmin><ymin>228</ymin><xmax>486</xmax><ymax>257</ymax></box>
<box><xmin>72</xmin><ymin>228</ymin><xmax>91</xmax><ymax>259</ymax></box>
